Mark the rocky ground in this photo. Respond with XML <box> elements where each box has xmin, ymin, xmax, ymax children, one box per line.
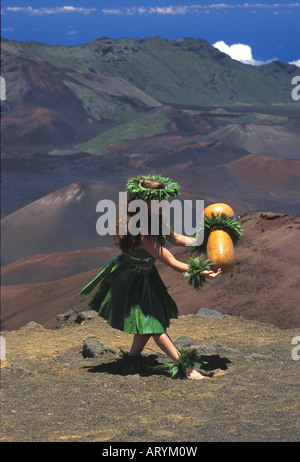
<box><xmin>1</xmin><ymin>312</ymin><xmax>299</xmax><ymax>442</ymax></box>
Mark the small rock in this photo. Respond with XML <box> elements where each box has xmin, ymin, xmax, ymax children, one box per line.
<box><xmin>174</xmin><ymin>335</ymin><xmax>200</xmax><ymax>350</ymax></box>
<box><xmin>193</xmin><ymin>425</ymin><xmax>208</xmax><ymax>431</ymax></box>
<box><xmin>245</xmin><ymin>353</ymin><xmax>274</xmax><ymax>361</ymax></box>
<box><xmin>82</xmin><ymin>340</ymin><xmax>105</xmax><ymax>358</ymax></box>
<box><xmin>104</xmin><ymin>346</ymin><xmax>117</xmax><ymax>354</ymax></box>
<box><xmin>75</xmin><ymin>313</ymin><xmax>87</xmax><ymax>324</ymax></box>
<box><xmin>121</xmin><ymin>374</ymin><xmax>146</xmax><ymax>388</ymax></box>
<box><xmin>196</xmin><ymin>308</ymin><xmax>223</xmax><ymax>317</ymax></box>
<box><xmin>56</xmin><ymin>308</ymin><xmax>79</xmax><ymax>328</ymax></box>
<box><xmin>56</xmin><ymin>309</ymin><xmax>98</xmax><ymax>328</ymax></box>
<box><xmin>75</xmin><ymin>310</ymin><xmax>98</xmax><ymax>324</ymax></box>
<box><xmin>5</xmin><ymin>364</ymin><xmax>32</xmax><ymax>375</ymax></box>
<box><xmin>21</xmin><ymin>321</ymin><xmax>44</xmax><ymax>330</ymax></box>
<box><xmin>260</xmin><ymin>212</ymin><xmax>286</xmax><ymax>220</ymax></box>
<box><xmin>81</xmin><ymin>310</ymin><xmax>98</xmax><ymax>320</ymax></box>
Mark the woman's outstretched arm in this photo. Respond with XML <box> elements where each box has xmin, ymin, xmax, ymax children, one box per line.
<box><xmin>140</xmin><ymin>235</ymin><xmax>221</xmax><ymax>279</ymax></box>
<box><xmin>166</xmin><ymin>231</ymin><xmax>196</xmax><ymax>247</ymax></box>
<box><xmin>140</xmin><ymin>235</ymin><xmax>189</xmax><ymax>273</ymax></box>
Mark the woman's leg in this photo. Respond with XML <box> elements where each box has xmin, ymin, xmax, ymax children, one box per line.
<box><xmin>121</xmin><ymin>334</ymin><xmax>151</xmax><ymax>374</ymax></box>
<box><xmin>129</xmin><ymin>334</ymin><xmax>151</xmax><ymax>356</ymax></box>
<box><xmin>152</xmin><ymin>333</ymin><xmax>180</xmax><ymax>361</ymax></box>
<box><xmin>128</xmin><ymin>332</ymin><xmax>209</xmax><ymax>380</ymax></box>
<box><xmin>152</xmin><ymin>333</ymin><xmax>209</xmax><ymax>380</ymax></box>
<box><xmin>129</xmin><ymin>333</ymin><xmax>179</xmax><ymax>359</ymax></box>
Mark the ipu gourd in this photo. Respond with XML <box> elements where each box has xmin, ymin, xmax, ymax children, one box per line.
<box><xmin>204</xmin><ymin>203</ymin><xmax>235</xmax><ymax>274</ymax></box>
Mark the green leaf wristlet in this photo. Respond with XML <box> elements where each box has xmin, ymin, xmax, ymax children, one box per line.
<box><xmin>183</xmin><ymin>256</ymin><xmax>213</xmax><ymax>291</ymax></box>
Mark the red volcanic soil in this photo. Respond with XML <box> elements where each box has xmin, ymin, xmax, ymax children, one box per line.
<box><xmin>179</xmin><ymin>153</ymin><xmax>300</xmax><ymax>195</ymax></box>
<box><xmin>226</xmin><ymin>154</ymin><xmax>300</xmax><ymax>193</ymax></box>
<box><xmin>1</xmin><ymin>212</ymin><xmax>300</xmax><ymax>331</ymax></box>
<box><xmin>1</xmin><ymin>271</ymin><xmax>91</xmax><ymax>331</ymax></box>
<box><xmin>105</xmin><ymin>134</ymin><xmax>184</xmax><ymax>155</ymax></box>
<box><xmin>164</xmin><ymin>153</ymin><xmax>300</xmax><ymax>216</ymax></box>
<box><xmin>1</xmin><ymin>181</ymin><xmax>120</xmax><ymax>266</ymax></box>
<box><xmin>1</xmin><ymin>247</ymin><xmax>120</xmax><ymax>285</ymax></box>
<box><xmin>203</xmin><ymin>123</ymin><xmax>300</xmax><ymax>159</ymax></box>
<box><xmin>103</xmin><ymin>125</ymin><xmax>300</xmax><ymax>217</ymax></box>
<box><xmin>1</xmin><ymin>106</ymin><xmax>76</xmax><ymax>147</ymax></box>
<box><xmin>1</xmin><ymin>55</ymin><xmax>89</xmax><ymax>147</ymax></box>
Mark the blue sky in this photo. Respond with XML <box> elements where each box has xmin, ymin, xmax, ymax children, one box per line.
<box><xmin>1</xmin><ymin>1</ymin><xmax>300</xmax><ymax>65</ymax></box>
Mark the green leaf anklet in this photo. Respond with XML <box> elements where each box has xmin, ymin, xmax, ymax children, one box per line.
<box><xmin>155</xmin><ymin>348</ymin><xmax>207</xmax><ymax>379</ymax></box>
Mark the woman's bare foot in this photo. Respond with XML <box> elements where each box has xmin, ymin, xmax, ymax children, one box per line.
<box><xmin>186</xmin><ymin>369</ymin><xmax>209</xmax><ymax>380</ymax></box>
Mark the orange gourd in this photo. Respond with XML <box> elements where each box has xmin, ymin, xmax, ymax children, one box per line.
<box><xmin>206</xmin><ymin>229</ymin><xmax>235</xmax><ymax>274</ymax></box>
<box><xmin>204</xmin><ymin>203</ymin><xmax>235</xmax><ymax>274</ymax></box>
<box><xmin>204</xmin><ymin>203</ymin><xmax>234</xmax><ymax>219</ymax></box>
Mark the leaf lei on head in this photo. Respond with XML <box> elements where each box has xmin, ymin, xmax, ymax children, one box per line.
<box><xmin>190</xmin><ymin>212</ymin><xmax>243</xmax><ymax>254</ymax></box>
<box><xmin>125</xmin><ymin>174</ymin><xmax>180</xmax><ymax>201</ymax></box>
<box><xmin>155</xmin><ymin>348</ymin><xmax>208</xmax><ymax>379</ymax></box>
<box><xmin>183</xmin><ymin>256</ymin><xmax>213</xmax><ymax>291</ymax></box>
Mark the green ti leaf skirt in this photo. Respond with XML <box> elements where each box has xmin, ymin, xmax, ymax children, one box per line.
<box><xmin>80</xmin><ymin>250</ymin><xmax>178</xmax><ymax>335</ymax></box>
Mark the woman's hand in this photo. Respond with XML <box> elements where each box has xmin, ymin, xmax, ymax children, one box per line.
<box><xmin>200</xmin><ymin>268</ymin><xmax>222</xmax><ymax>279</ymax></box>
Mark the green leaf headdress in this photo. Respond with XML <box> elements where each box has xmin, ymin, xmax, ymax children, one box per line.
<box><xmin>126</xmin><ymin>174</ymin><xmax>181</xmax><ymax>201</ymax></box>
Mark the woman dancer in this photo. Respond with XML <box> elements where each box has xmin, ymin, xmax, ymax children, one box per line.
<box><xmin>80</xmin><ymin>175</ymin><xmax>221</xmax><ymax>379</ymax></box>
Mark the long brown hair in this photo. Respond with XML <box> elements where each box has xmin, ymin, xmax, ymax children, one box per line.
<box><xmin>113</xmin><ymin>178</ymin><xmax>165</xmax><ymax>252</ymax></box>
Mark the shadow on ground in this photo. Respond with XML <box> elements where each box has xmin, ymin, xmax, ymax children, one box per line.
<box><xmin>85</xmin><ymin>353</ymin><xmax>231</xmax><ymax>378</ymax></box>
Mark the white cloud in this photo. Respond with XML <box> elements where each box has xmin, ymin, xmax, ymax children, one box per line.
<box><xmin>102</xmin><ymin>9</ymin><xmax>123</xmax><ymax>15</ymax></box>
<box><xmin>4</xmin><ymin>3</ymin><xmax>300</xmax><ymax>17</ymax></box>
<box><xmin>289</xmin><ymin>59</ymin><xmax>300</xmax><ymax>67</ymax></box>
<box><xmin>102</xmin><ymin>3</ymin><xmax>300</xmax><ymax>15</ymax></box>
<box><xmin>213</xmin><ymin>41</ymin><xmax>256</xmax><ymax>65</ymax></box>
<box><xmin>212</xmin><ymin>40</ymin><xmax>275</xmax><ymax>65</ymax></box>
<box><xmin>147</xmin><ymin>6</ymin><xmax>189</xmax><ymax>14</ymax></box>
<box><xmin>68</xmin><ymin>29</ymin><xmax>78</xmax><ymax>36</ymax></box>
<box><xmin>4</xmin><ymin>6</ymin><xmax>96</xmax><ymax>15</ymax></box>
<box><xmin>1</xmin><ymin>27</ymin><xmax>14</xmax><ymax>33</ymax></box>
<box><xmin>102</xmin><ymin>6</ymin><xmax>187</xmax><ymax>15</ymax></box>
